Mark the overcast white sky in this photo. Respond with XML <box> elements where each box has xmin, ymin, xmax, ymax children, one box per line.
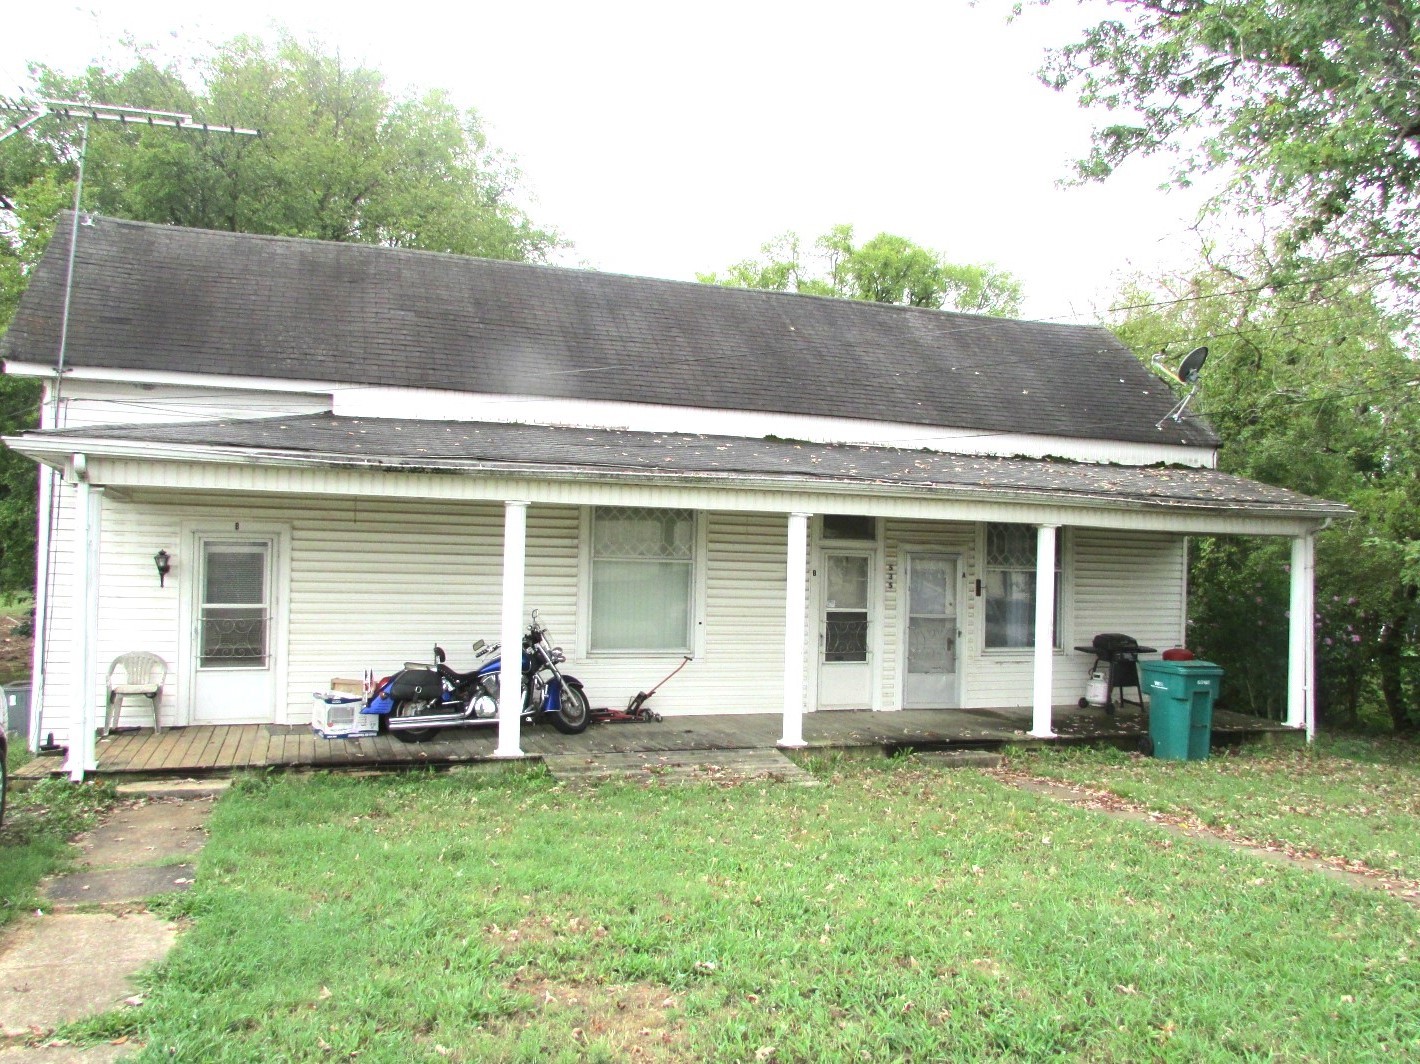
<box><xmin>3</xmin><ymin>0</ymin><xmax>1216</xmax><ymax>321</ymax></box>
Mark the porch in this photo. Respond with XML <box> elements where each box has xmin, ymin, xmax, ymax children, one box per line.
<box><xmin>15</xmin><ymin>705</ymin><xmax>1297</xmax><ymax>780</ymax></box>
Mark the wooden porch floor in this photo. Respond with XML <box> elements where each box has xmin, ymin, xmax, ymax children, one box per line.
<box><xmin>16</xmin><ymin>704</ymin><xmax>1298</xmax><ymax>779</ymax></box>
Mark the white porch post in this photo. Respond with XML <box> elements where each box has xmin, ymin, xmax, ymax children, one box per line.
<box><xmin>1287</xmin><ymin>532</ymin><xmax>1317</xmax><ymax>739</ymax></box>
<box><xmin>1030</xmin><ymin>523</ymin><xmax>1058</xmax><ymax>739</ymax></box>
<box><xmin>65</xmin><ymin>464</ymin><xmax>101</xmax><ymax>781</ymax></box>
<box><xmin>779</xmin><ymin>511</ymin><xmax>810</xmax><ymax>748</ymax></box>
<box><xmin>495</xmin><ymin>500</ymin><xmax>528</xmax><ymax>759</ymax></box>
<box><xmin>28</xmin><ymin>463</ymin><xmax>55</xmax><ymax>753</ymax></box>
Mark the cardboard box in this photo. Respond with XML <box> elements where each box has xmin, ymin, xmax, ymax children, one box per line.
<box><xmin>312</xmin><ymin>693</ymin><xmax>376</xmax><ymax>738</ymax></box>
<box><xmin>329</xmin><ymin>677</ymin><xmax>364</xmax><ymax>695</ymax></box>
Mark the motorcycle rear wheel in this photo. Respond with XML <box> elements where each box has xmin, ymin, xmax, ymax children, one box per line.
<box><xmin>390</xmin><ymin>698</ymin><xmax>437</xmax><ymax>743</ymax></box>
<box><xmin>549</xmin><ymin>683</ymin><xmax>590</xmax><ymax>735</ymax></box>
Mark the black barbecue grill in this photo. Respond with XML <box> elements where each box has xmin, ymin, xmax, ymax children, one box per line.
<box><xmin>1075</xmin><ymin>633</ymin><xmax>1157</xmax><ymax>713</ymax></box>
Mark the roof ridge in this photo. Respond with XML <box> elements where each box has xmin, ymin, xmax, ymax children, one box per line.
<box><xmin>55</xmin><ymin>212</ymin><xmax>1106</xmax><ymax>335</ymax></box>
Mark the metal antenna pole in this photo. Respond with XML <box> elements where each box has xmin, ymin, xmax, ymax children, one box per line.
<box><xmin>0</xmin><ymin>99</ymin><xmax>259</xmax><ymax>419</ymax></box>
<box><xmin>0</xmin><ymin>98</ymin><xmax>259</xmax><ymax>759</ymax></box>
<box><xmin>52</xmin><ymin>119</ymin><xmax>89</xmax><ymax>426</ymax></box>
<box><xmin>0</xmin><ymin>99</ymin><xmax>259</xmax><ymax>142</ymax></box>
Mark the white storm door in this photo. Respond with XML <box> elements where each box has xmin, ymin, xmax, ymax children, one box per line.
<box><xmin>904</xmin><ymin>553</ymin><xmax>960</xmax><ymax>708</ymax></box>
<box><xmin>818</xmin><ymin>550</ymin><xmax>873</xmax><ymax>709</ymax></box>
<box><xmin>191</xmin><ymin>537</ymin><xmax>278</xmax><ymax>724</ymax></box>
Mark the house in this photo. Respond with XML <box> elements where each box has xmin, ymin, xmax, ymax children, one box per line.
<box><xmin>1</xmin><ymin>214</ymin><xmax>1346</xmax><ymax>779</ymax></box>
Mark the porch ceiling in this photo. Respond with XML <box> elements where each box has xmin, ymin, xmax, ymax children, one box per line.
<box><xmin>16</xmin><ymin>412</ymin><xmax>1349</xmax><ymax>525</ymax></box>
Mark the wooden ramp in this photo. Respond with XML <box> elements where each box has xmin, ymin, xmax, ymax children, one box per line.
<box><xmin>541</xmin><ymin>748</ymin><xmax>820</xmax><ymax>787</ymax></box>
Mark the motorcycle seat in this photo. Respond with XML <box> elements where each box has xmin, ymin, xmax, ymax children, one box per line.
<box><xmin>439</xmin><ymin>663</ymin><xmax>486</xmax><ymax>685</ymax></box>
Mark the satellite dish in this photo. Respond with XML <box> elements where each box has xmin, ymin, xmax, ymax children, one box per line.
<box><xmin>1176</xmin><ymin>346</ymin><xmax>1208</xmax><ymax>384</ymax></box>
<box><xmin>1156</xmin><ymin>345</ymin><xmax>1210</xmax><ymax>429</ymax></box>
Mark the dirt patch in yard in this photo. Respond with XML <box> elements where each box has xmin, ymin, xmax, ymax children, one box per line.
<box><xmin>484</xmin><ymin>913</ymin><xmax>596</xmax><ymax>953</ymax></box>
<box><xmin>997</xmin><ymin>770</ymin><xmax>1420</xmax><ymax>908</ymax></box>
<box><xmin>500</xmin><ymin>973</ymin><xmax>691</xmax><ymax>1061</ymax></box>
<box><xmin>479</xmin><ymin>916</ymin><xmax>695</xmax><ymax>1059</ymax></box>
<box><xmin>0</xmin><ymin>613</ymin><xmax>32</xmax><ymax>687</ymax></box>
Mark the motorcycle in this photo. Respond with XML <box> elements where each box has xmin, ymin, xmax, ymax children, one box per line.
<box><xmin>365</xmin><ymin>612</ymin><xmax>590</xmax><ymax>741</ymax></box>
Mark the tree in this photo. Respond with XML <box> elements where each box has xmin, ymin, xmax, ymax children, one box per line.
<box><xmin>4</xmin><ymin>35</ymin><xmax>562</xmax><ymax>257</ymax></box>
<box><xmin>1108</xmin><ymin>255</ymin><xmax>1420</xmax><ymax>732</ymax></box>
<box><xmin>0</xmin><ymin>35</ymin><xmax>565</xmax><ymax>597</ymax></box>
<box><xmin>698</xmin><ymin>225</ymin><xmax>1024</xmax><ymax>316</ymax></box>
<box><xmin>1033</xmin><ymin>0</ymin><xmax>1420</xmax><ymax>297</ymax></box>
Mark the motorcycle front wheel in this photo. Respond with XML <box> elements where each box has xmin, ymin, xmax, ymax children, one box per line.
<box><xmin>549</xmin><ymin>683</ymin><xmax>590</xmax><ymax>735</ymax></box>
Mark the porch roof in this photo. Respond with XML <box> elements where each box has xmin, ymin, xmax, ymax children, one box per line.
<box><xmin>21</xmin><ymin>412</ymin><xmax>1348</xmax><ymax>521</ymax></box>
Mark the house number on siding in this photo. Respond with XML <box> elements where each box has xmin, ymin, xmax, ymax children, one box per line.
<box><xmin>885</xmin><ymin>563</ymin><xmax>895</xmax><ymax>591</ymax></box>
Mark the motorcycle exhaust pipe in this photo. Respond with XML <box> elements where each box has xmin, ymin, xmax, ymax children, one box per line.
<box><xmin>387</xmin><ymin>712</ymin><xmax>473</xmax><ymax>730</ymax></box>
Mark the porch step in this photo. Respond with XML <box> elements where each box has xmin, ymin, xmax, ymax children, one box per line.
<box><xmin>541</xmin><ymin>749</ymin><xmax>820</xmax><ymax>787</ymax></box>
<box><xmin>910</xmin><ymin>749</ymin><xmax>1005</xmax><ymax>770</ymax></box>
<box><xmin>115</xmin><ymin>778</ymin><xmax>234</xmax><ymax>799</ymax></box>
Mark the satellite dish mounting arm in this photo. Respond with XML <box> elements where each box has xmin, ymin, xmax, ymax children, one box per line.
<box><xmin>1156</xmin><ymin>346</ymin><xmax>1208</xmax><ymax>428</ymax></box>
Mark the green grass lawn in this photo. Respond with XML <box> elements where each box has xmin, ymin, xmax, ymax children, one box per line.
<box><xmin>1009</xmin><ymin>737</ymin><xmax>1420</xmax><ymax>883</ymax></box>
<box><xmin>62</xmin><ymin>757</ymin><xmax>1420</xmax><ymax>1063</ymax></box>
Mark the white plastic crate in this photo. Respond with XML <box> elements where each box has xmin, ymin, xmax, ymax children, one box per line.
<box><xmin>312</xmin><ymin>692</ymin><xmax>377</xmax><ymax>738</ymax></box>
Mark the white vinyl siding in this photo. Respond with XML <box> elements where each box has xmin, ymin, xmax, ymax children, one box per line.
<box><xmin>35</xmin><ymin>494</ymin><xmax>798</xmax><ymax>739</ymax></box>
<box><xmin>29</xmin><ymin>379</ymin><xmax>331</xmax><ymax>742</ymax></box>
<box><xmin>883</xmin><ymin>523</ymin><xmax>1185</xmax><ymax>712</ymax></box>
<box><xmin>54</xmin><ymin>379</ymin><xmax>329</xmax><ymax>430</ymax></box>
<box><xmin>1071</xmin><ymin>528</ymin><xmax>1188</xmax><ymax>666</ymax></box>
<box><xmin>36</xmin><ymin>496</ymin><xmax>1195</xmax><ymax>740</ymax></box>
<box><xmin>966</xmin><ymin>528</ymin><xmax>1186</xmax><ymax>709</ymax></box>
<box><xmin>31</xmin><ymin>375</ymin><xmax>1197</xmax><ymax>737</ymax></box>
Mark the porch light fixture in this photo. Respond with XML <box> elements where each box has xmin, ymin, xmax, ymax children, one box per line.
<box><xmin>154</xmin><ymin>549</ymin><xmax>171</xmax><ymax>587</ymax></box>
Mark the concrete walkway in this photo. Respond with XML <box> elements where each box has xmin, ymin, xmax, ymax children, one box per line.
<box><xmin>543</xmin><ymin>748</ymin><xmax>823</xmax><ymax>786</ymax></box>
<box><xmin>0</xmin><ymin>782</ymin><xmax>225</xmax><ymax>1058</ymax></box>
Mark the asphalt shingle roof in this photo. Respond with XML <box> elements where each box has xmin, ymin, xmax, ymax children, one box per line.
<box><xmin>45</xmin><ymin>413</ymin><xmax>1341</xmax><ymax>517</ymax></box>
<box><xmin>0</xmin><ymin>214</ymin><xmax>1219</xmax><ymax>449</ymax></box>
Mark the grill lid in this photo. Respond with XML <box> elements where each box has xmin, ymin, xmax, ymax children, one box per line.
<box><xmin>1091</xmin><ymin>632</ymin><xmax>1140</xmax><ymax>654</ymax></box>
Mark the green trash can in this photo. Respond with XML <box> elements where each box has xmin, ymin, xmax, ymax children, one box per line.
<box><xmin>1137</xmin><ymin>660</ymin><xmax>1225</xmax><ymax>760</ymax></box>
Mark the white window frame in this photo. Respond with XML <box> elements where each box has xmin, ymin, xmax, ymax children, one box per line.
<box><xmin>979</xmin><ymin>523</ymin><xmax>1068</xmax><ymax>654</ymax></box>
<box><xmin>578</xmin><ymin>506</ymin><xmax>706</xmax><ymax>658</ymax></box>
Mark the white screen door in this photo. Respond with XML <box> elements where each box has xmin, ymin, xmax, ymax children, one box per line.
<box><xmin>818</xmin><ymin>551</ymin><xmax>873</xmax><ymax>709</ymax></box>
<box><xmin>191</xmin><ymin>537</ymin><xmax>278</xmax><ymax>724</ymax></box>
<box><xmin>904</xmin><ymin>553</ymin><xmax>959</xmax><ymax>708</ymax></box>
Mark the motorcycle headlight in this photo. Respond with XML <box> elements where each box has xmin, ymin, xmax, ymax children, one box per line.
<box><xmin>550</xmin><ymin>647</ymin><xmax>566</xmax><ymax>664</ymax></box>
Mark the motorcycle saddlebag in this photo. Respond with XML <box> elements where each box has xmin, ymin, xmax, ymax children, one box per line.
<box><xmin>386</xmin><ymin>669</ymin><xmax>443</xmax><ymax>701</ymax></box>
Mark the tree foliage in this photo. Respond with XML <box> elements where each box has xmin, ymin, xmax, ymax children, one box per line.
<box><xmin>698</xmin><ymin>224</ymin><xmax>1024</xmax><ymax>316</ymax></box>
<box><xmin>0</xmin><ymin>35</ymin><xmax>565</xmax><ymax>597</ymax></box>
<box><xmin>1110</xmin><ymin>256</ymin><xmax>1420</xmax><ymax>731</ymax></box>
<box><xmin>3</xmin><ymin>35</ymin><xmax>562</xmax><ymax>257</ymax></box>
<box><xmin>1036</xmin><ymin>0</ymin><xmax>1420</xmax><ymax>294</ymax></box>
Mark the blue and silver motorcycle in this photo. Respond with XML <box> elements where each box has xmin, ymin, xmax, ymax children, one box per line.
<box><xmin>365</xmin><ymin>611</ymin><xmax>590</xmax><ymax>740</ymax></box>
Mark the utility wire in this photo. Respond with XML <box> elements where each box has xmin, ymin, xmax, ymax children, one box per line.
<box><xmin>1103</xmin><ymin>266</ymin><xmax>1387</xmax><ymax>314</ymax></box>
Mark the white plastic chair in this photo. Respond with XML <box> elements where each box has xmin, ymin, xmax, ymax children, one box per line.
<box><xmin>105</xmin><ymin>652</ymin><xmax>168</xmax><ymax>733</ymax></box>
